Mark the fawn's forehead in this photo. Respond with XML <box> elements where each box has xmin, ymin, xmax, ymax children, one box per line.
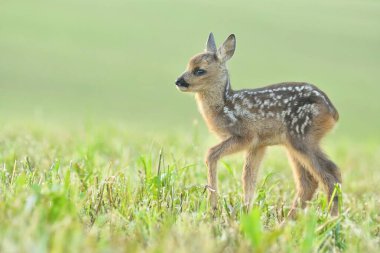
<box><xmin>187</xmin><ymin>53</ymin><xmax>217</xmax><ymax>70</ymax></box>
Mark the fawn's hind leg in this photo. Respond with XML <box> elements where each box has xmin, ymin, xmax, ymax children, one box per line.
<box><xmin>287</xmin><ymin>140</ymin><xmax>342</xmax><ymax>216</ymax></box>
<box><xmin>287</xmin><ymin>151</ymin><xmax>318</xmax><ymax>218</ymax></box>
<box><xmin>242</xmin><ymin>146</ymin><xmax>266</xmax><ymax>210</ymax></box>
<box><xmin>313</xmin><ymin>148</ymin><xmax>342</xmax><ymax>215</ymax></box>
<box><xmin>205</xmin><ymin>136</ymin><xmax>248</xmax><ymax>211</ymax></box>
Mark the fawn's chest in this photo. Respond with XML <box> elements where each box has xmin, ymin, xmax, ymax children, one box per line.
<box><xmin>195</xmin><ymin>96</ymin><xmax>234</xmax><ymax>138</ymax></box>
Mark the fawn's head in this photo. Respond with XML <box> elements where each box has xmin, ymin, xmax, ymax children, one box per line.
<box><xmin>175</xmin><ymin>33</ymin><xmax>236</xmax><ymax>92</ymax></box>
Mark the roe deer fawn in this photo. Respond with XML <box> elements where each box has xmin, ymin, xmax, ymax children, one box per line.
<box><xmin>175</xmin><ymin>33</ymin><xmax>341</xmax><ymax>217</ymax></box>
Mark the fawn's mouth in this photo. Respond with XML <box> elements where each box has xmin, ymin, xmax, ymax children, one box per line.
<box><xmin>175</xmin><ymin>78</ymin><xmax>190</xmax><ymax>91</ymax></box>
<box><xmin>176</xmin><ymin>84</ymin><xmax>189</xmax><ymax>91</ymax></box>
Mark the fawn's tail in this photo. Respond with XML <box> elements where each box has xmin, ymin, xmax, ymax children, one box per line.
<box><xmin>330</xmin><ymin>104</ymin><xmax>339</xmax><ymax>121</ymax></box>
<box><xmin>324</xmin><ymin>95</ymin><xmax>339</xmax><ymax>121</ymax></box>
<box><xmin>312</xmin><ymin>84</ymin><xmax>339</xmax><ymax>121</ymax></box>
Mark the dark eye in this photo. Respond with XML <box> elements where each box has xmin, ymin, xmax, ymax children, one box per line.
<box><xmin>193</xmin><ymin>68</ymin><xmax>206</xmax><ymax>76</ymax></box>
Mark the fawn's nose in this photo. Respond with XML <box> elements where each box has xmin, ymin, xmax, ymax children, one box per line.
<box><xmin>175</xmin><ymin>77</ymin><xmax>189</xmax><ymax>88</ymax></box>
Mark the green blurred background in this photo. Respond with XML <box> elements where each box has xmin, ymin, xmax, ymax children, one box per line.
<box><xmin>1</xmin><ymin>0</ymin><xmax>379</xmax><ymax>140</ymax></box>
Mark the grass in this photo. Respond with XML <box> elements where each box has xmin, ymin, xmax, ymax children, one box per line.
<box><xmin>0</xmin><ymin>122</ymin><xmax>379</xmax><ymax>252</ymax></box>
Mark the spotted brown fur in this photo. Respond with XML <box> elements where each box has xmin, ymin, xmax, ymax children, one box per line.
<box><xmin>175</xmin><ymin>33</ymin><xmax>342</xmax><ymax>217</ymax></box>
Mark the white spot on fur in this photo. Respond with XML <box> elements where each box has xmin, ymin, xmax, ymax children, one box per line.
<box><xmin>291</xmin><ymin>116</ymin><xmax>298</xmax><ymax>126</ymax></box>
<box><xmin>223</xmin><ymin>106</ymin><xmax>237</xmax><ymax>123</ymax></box>
<box><xmin>300</xmin><ymin>116</ymin><xmax>310</xmax><ymax>134</ymax></box>
<box><xmin>281</xmin><ymin>108</ymin><xmax>292</xmax><ymax>118</ymax></box>
<box><xmin>311</xmin><ymin>105</ymin><xmax>320</xmax><ymax>115</ymax></box>
<box><xmin>242</xmin><ymin>98</ymin><xmax>253</xmax><ymax>109</ymax></box>
<box><xmin>295</xmin><ymin>86</ymin><xmax>305</xmax><ymax>92</ymax></box>
<box><xmin>295</xmin><ymin>124</ymin><xmax>300</xmax><ymax>133</ymax></box>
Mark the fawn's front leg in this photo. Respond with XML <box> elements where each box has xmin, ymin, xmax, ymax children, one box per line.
<box><xmin>242</xmin><ymin>146</ymin><xmax>266</xmax><ymax>211</ymax></box>
<box><xmin>205</xmin><ymin>136</ymin><xmax>248</xmax><ymax>210</ymax></box>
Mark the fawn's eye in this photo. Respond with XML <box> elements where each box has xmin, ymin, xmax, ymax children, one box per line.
<box><xmin>193</xmin><ymin>68</ymin><xmax>206</xmax><ymax>76</ymax></box>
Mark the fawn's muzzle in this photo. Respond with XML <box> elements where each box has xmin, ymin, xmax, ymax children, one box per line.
<box><xmin>175</xmin><ymin>77</ymin><xmax>190</xmax><ymax>88</ymax></box>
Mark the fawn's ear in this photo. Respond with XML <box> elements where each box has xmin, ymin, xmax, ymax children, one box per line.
<box><xmin>205</xmin><ymin>32</ymin><xmax>217</xmax><ymax>53</ymax></box>
<box><xmin>217</xmin><ymin>34</ymin><xmax>236</xmax><ymax>62</ymax></box>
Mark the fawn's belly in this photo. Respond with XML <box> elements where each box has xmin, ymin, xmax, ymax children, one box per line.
<box><xmin>209</xmin><ymin>115</ymin><xmax>287</xmax><ymax>145</ymax></box>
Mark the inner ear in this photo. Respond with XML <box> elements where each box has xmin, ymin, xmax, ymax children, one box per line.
<box><xmin>217</xmin><ymin>34</ymin><xmax>236</xmax><ymax>62</ymax></box>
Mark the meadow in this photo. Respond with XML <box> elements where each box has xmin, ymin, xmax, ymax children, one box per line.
<box><xmin>0</xmin><ymin>0</ymin><xmax>379</xmax><ymax>252</ymax></box>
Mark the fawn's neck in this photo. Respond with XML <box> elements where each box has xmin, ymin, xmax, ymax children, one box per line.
<box><xmin>195</xmin><ymin>76</ymin><xmax>232</xmax><ymax>116</ymax></box>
